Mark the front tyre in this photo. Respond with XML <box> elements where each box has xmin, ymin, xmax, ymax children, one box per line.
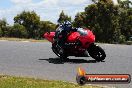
<box><xmin>88</xmin><ymin>44</ymin><xmax>106</xmax><ymax>61</ymax></box>
<box><xmin>52</xmin><ymin>44</ymin><xmax>68</xmax><ymax>59</ymax></box>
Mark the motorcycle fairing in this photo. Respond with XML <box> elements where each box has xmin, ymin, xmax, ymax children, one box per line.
<box><xmin>44</xmin><ymin>32</ymin><xmax>55</xmax><ymax>43</ymax></box>
<box><xmin>67</xmin><ymin>32</ymin><xmax>80</xmax><ymax>42</ymax></box>
<box><xmin>79</xmin><ymin>29</ymin><xmax>95</xmax><ymax>48</ymax></box>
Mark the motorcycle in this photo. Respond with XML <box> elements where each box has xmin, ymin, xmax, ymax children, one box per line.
<box><xmin>44</xmin><ymin>26</ymin><xmax>106</xmax><ymax>61</ymax></box>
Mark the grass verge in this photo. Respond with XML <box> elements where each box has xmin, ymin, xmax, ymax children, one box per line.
<box><xmin>0</xmin><ymin>75</ymin><xmax>103</xmax><ymax>88</ymax></box>
<box><xmin>0</xmin><ymin>37</ymin><xmax>131</xmax><ymax>45</ymax></box>
<box><xmin>0</xmin><ymin>37</ymin><xmax>48</xmax><ymax>42</ymax></box>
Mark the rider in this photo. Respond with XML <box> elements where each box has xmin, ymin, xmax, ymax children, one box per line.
<box><xmin>59</xmin><ymin>21</ymin><xmax>77</xmax><ymax>46</ymax></box>
<box><xmin>55</xmin><ymin>21</ymin><xmax>77</xmax><ymax>53</ymax></box>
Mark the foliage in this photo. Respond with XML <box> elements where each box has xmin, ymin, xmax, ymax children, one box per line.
<box><xmin>39</xmin><ymin>21</ymin><xmax>56</xmax><ymax>39</ymax></box>
<box><xmin>73</xmin><ymin>12</ymin><xmax>86</xmax><ymax>28</ymax></box>
<box><xmin>0</xmin><ymin>0</ymin><xmax>131</xmax><ymax>44</ymax></box>
<box><xmin>13</xmin><ymin>11</ymin><xmax>56</xmax><ymax>39</ymax></box>
<box><xmin>118</xmin><ymin>0</ymin><xmax>132</xmax><ymax>8</ymax></box>
<box><xmin>0</xmin><ymin>19</ymin><xmax>9</xmax><ymax>37</ymax></box>
<box><xmin>58</xmin><ymin>10</ymin><xmax>71</xmax><ymax>24</ymax></box>
<box><xmin>73</xmin><ymin>0</ymin><xmax>132</xmax><ymax>43</ymax></box>
<box><xmin>84</xmin><ymin>1</ymin><xmax>120</xmax><ymax>43</ymax></box>
<box><xmin>119</xmin><ymin>7</ymin><xmax>132</xmax><ymax>40</ymax></box>
<box><xmin>10</xmin><ymin>23</ymin><xmax>28</xmax><ymax>38</ymax></box>
<box><xmin>0</xmin><ymin>28</ymin><xmax>2</xmax><ymax>37</ymax></box>
<box><xmin>119</xmin><ymin>35</ymin><xmax>126</xmax><ymax>43</ymax></box>
<box><xmin>14</xmin><ymin>11</ymin><xmax>40</xmax><ymax>38</ymax></box>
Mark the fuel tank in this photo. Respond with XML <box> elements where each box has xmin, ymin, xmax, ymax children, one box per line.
<box><xmin>67</xmin><ymin>32</ymin><xmax>80</xmax><ymax>42</ymax></box>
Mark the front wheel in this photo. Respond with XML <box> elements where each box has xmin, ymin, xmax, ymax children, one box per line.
<box><xmin>52</xmin><ymin>43</ymin><xmax>68</xmax><ymax>59</ymax></box>
<box><xmin>88</xmin><ymin>44</ymin><xmax>106</xmax><ymax>61</ymax></box>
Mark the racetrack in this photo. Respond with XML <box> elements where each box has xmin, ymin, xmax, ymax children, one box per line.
<box><xmin>0</xmin><ymin>41</ymin><xmax>132</xmax><ymax>88</ymax></box>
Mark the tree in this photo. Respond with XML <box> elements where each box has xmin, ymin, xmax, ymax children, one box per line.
<box><xmin>0</xmin><ymin>18</ymin><xmax>9</xmax><ymax>37</ymax></box>
<box><xmin>118</xmin><ymin>0</ymin><xmax>132</xmax><ymax>9</ymax></box>
<box><xmin>14</xmin><ymin>11</ymin><xmax>40</xmax><ymax>38</ymax></box>
<box><xmin>10</xmin><ymin>23</ymin><xmax>28</xmax><ymax>38</ymax></box>
<box><xmin>92</xmin><ymin>0</ymin><xmax>113</xmax><ymax>4</ymax></box>
<box><xmin>73</xmin><ymin>12</ymin><xmax>86</xmax><ymax>28</ymax></box>
<box><xmin>39</xmin><ymin>21</ymin><xmax>56</xmax><ymax>38</ymax></box>
<box><xmin>84</xmin><ymin>1</ymin><xmax>121</xmax><ymax>43</ymax></box>
<box><xmin>84</xmin><ymin>4</ymin><xmax>103</xmax><ymax>41</ymax></box>
<box><xmin>118</xmin><ymin>2</ymin><xmax>132</xmax><ymax>41</ymax></box>
<box><xmin>57</xmin><ymin>10</ymin><xmax>71</xmax><ymax>24</ymax></box>
<box><xmin>0</xmin><ymin>28</ymin><xmax>2</xmax><ymax>37</ymax></box>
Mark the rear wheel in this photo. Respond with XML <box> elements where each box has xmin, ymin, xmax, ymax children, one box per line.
<box><xmin>88</xmin><ymin>44</ymin><xmax>106</xmax><ymax>61</ymax></box>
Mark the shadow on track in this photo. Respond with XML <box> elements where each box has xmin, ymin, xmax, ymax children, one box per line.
<box><xmin>38</xmin><ymin>57</ymin><xmax>104</xmax><ymax>64</ymax></box>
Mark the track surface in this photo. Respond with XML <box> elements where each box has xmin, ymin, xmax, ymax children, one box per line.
<box><xmin>0</xmin><ymin>41</ymin><xmax>132</xmax><ymax>88</ymax></box>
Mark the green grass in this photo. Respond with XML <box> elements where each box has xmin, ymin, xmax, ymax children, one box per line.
<box><xmin>0</xmin><ymin>37</ymin><xmax>48</xmax><ymax>42</ymax></box>
<box><xmin>0</xmin><ymin>75</ymin><xmax>103</xmax><ymax>88</ymax></box>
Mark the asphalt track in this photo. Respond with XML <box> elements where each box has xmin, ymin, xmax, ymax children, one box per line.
<box><xmin>0</xmin><ymin>41</ymin><xmax>132</xmax><ymax>88</ymax></box>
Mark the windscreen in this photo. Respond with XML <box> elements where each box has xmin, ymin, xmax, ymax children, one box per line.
<box><xmin>77</xmin><ymin>28</ymin><xmax>87</xmax><ymax>36</ymax></box>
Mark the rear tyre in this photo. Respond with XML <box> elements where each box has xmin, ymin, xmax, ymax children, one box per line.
<box><xmin>88</xmin><ymin>44</ymin><xmax>106</xmax><ymax>61</ymax></box>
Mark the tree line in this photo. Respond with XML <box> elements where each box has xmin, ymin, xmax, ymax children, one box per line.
<box><xmin>0</xmin><ymin>11</ymin><xmax>56</xmax><ymax>39</ymax></box>
<box><xmin>73</xmin><ymin>0</ymin><xmax>132</xmax><ymax>43</ymax></box>
<box><xmin>0</xmin><ymin>0</ymin><xmax>132</xmax><ymax>43</ymax></box>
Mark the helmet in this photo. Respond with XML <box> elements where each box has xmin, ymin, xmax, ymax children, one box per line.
<box><xmin>62</xmin><ymin>21</ymin><xmax>72</xmax><ymax>31</ymax></box>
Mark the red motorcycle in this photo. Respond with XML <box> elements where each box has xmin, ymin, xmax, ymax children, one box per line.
<box><xmin>44</xmin><ymin>27</ymin><xmax>106</xmax><ymax>61</ymax></box>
